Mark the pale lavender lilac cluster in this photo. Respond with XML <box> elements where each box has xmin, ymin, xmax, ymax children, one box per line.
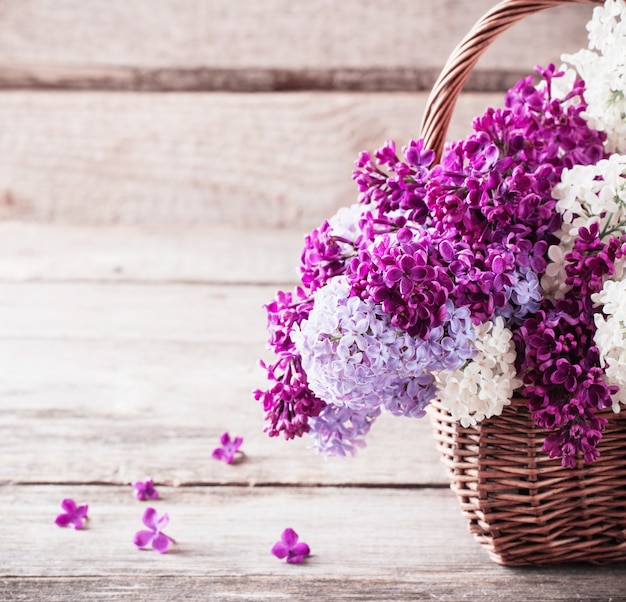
<box><xmin>254</xmin><ymin>60</ymin><xmax>623</xmax><ymax>466</ymax></box>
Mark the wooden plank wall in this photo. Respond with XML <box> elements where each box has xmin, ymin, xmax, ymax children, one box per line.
<box><xmin>0</xmin><ymin>0</ymin><xmax>594</xmax><ymax>229</ymax></box>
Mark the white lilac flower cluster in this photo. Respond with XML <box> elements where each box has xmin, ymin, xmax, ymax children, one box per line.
<box><xmin>544</xmin><ymin>154</ymin><xmax>626</xmax><ymax>296</ymax></box>
<box><xmin>543</xmin><ymin>0</ymin><xmax>626</xmax><ymax>299</ymax></box>
<box><xmin>561</xmin><ymin>0</ymin><xmax>626</xmax><ymax>153</ymax></box>
<box><xmin>593</xmin><ymin>279</ymin><xmax>626</xmax><ymax>411</ymax></box>
<box><xmin>435</xmin><ymin>318</ymin><xmax>521</xmax><ymax>427</ymax></box>
<box><xmin>554</xmin><ymin>154</ymin><xmax>626</xmax><ymax>242</ymax></box>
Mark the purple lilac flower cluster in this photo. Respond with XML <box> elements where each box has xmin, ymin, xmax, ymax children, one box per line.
<box><xmin>254</xmin><ymin>64</ymin><xmax>620</xmax><ymax>466</ymax></box>
<box><xmin>426</xmin><ymin>65</ymin><xmax>605</xmax><ymax>324</ymax></box>
<box><xmin>516</xmin><ymin>226</ymin><xmax>626</xmax><ymax>466</ymax></box>
<box><xmin>253</xmin><ymin>289</ymin><xmax>326</xmax><ymax>440</ymax></box>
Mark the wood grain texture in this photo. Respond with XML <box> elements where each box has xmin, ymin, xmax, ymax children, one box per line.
<box><xmin>0</xmin><ymin>225</ymin><xmax>442</xmax><ymax>486</ymax></box>
<box><xmin>0</xmin><ymin>1</ymin><xmax>592</xmax><ymax>87</ymax></box>
<box><xmin>4</xmin><ymin>486</ymin><xmax>477</xmax><ymax>577</ymax></box>
<box><xmin>0</xmin><ymin>222</ymin><xmax>304</xmax><ymax>285</ymax></box>
<box><xmin>2</xmin><ymin>485</ymin><xmax>624</xmax><ymax>602</ymax></box>
<box><xmin>0</xmin><ymin>64</ymin><xmax>547</xmax><ymax>93</ymax></box>
<box><xmin>0</xmin><ymin>280</ymin><xmax>446</xmax><ymax>486</ymax></box>
<box><xmin>3</xmin><ymin>574</ymin><xmax>625</xmax><ymax>602</ymax></box>
<box><xmin>0</xmin><ymin>91</ymin><xmax>502</xmax><ymax>228</ymax></box>
<box><xmin>0</xmin><ymin>225</ymin><xmax>443</xmax><ymax>487</ymax></box>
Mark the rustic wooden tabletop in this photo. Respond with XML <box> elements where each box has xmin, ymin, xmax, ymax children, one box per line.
<box><xmin>1</xmin><ymin>1</ymin><xmax>624</xmax><ymax>600</ymax></box>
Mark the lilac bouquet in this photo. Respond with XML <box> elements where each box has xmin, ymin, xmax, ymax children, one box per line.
<box><xmin>255</xmin><ymin>0</ymin><xmax>626</xmax><ymax>467</ymax></box>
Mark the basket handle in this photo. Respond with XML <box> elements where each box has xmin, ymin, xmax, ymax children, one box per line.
<box><xmin>419</xmin><ymin>0</ymin><xmax>603</xmax><ymax>159</ymax></box>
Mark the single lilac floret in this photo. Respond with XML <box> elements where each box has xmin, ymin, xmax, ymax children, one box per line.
<box><xmin>133</xmin><ymin>478</ymin><xmax>159</xmax><ymax>501</ymax></box>
<box><xmin>496</xmin><ymin>266</ymin><xmax>543</xmax><ymax>322</ymax></box>
<box><xmin>212</xmin><ymin>432</ymin><xmax>244</xmax><ymax>464</ymax></box>
<box><xmin>133</xmin><ymin>507</ymin><xmax>176</xmax><ymax>554</ymax></box>
<box><xmin>55</xmin><ymin>498</ymin><xmax>89</xmax><ymax>530</ymax></box>
<box><xmin>271</xmin><ymin>528</ymin><xmax>311</xmax><ymax>564</ymax></box>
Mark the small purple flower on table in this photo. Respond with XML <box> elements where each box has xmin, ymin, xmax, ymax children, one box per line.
<box><xmin>271</xmin><ymin>528</ymin><xmax>311</xmax><ymax>564</ymax></box>
<box><xmin>55</xmin><ymin>498</ymin><xmax>89</xmax><ymax>529</ymax></box>
<box><xmin>133</xmin><ymin>507</ymin><xmax>175</xmax><ymax>554</ymax></box>
<box><xmin>212</xmin><ymin>432</ymin><xmax>244</xmax><ymax>464</ymax></box>
<box><xmin>133</xmin><ymin>478</ymin><xmax>159</xmax><ymax>501</ymax></box>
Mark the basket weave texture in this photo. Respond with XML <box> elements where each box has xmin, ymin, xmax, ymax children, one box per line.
<box><xmin>430</xmin><ymin>398</ymin><xmax>626</xmax><ymax>565</ymax></box>
<box><xmin>423</xmin><ymin>0</ymin><xmax>626</xmax><ymax>566</ymax></box>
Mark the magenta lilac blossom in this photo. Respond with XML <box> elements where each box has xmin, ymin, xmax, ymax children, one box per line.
<box><xmin>271</xmin><ymin>528</ymin><xmax>311</xmax><ymax>564</ymax></box>
<box><xmin>212</xmin><ymin>432</ymin><xmax>244</xmax><ymax>464</ymax></box>
<box><xmin>55</xmin><ymin>498</ymin><xmax>89</xmax><ymax>529</ymax></box>
<box><xmin>133</xmin><ymin>507</ymin><xmax>175</xmax><ymax>554</ymax></box>
<box><xmin>253</xmin><ymin>288</ymin><xmax>326</xmax><ymax>439</ymax></box>
<box><xmin>133</xmin><ymin>478</ymin><xmax>159</xmax><ymax>501</ymax></box>
<box><xmin>353</xmin><ymin>139</ymin><xmax>433</xmax><ymax>223</ymax></box>
<box><xmin>300</xmin><ymin>219</ymin><xmax>355</xmax><ymax>292</ymax></box>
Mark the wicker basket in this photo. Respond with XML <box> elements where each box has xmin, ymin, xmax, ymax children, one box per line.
<box><xmin>422</xmin><ymin>0</ymin><xmax>626</xmax><ymax>566</ymax></box>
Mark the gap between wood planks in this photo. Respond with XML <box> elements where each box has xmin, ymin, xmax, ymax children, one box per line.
<box><xmin>7</xmin><ymin>480</ymin><xmax>451</xmax><ymax>489</ymax></box>
<box><xmin>0</xmin><ymin>64</ymin><xmax>533</xmax><ymax>93</ymax></box>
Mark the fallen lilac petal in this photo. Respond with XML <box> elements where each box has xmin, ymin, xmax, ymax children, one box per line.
<box><xmin>133</xmin><ymin>478</ymin><xmax>159</xmax><ymax>501</ymax></box>
<box><xmin>154</xmin><ymin>513</ymin><xmax>170</xmax><ymax>532</ymax></box>
<box><xmin>133</xmin><ymin>507</ymin><xmax>175</xmax><ymax>554</ymax></box>
<box><xmin>54</xmin><ymin>514</ymin><xmax>72</xmax><ymax>528</ymax></box>
<box><xmin>142</xmin><ymin>507</ymin><xmax>159</xmax><ymax>530</ymax></box>
<box><xmin>152</xmin><ymin>532</ymin><xmax>173</xmax><ymax>554</ymax></box>
<box><xmin>281</xmin><ymin>527</ymin><xmax>298</xmax><ymax>548</ymax></box>
<box><xmin>212</xmin><ymin>431</ymin><xmax>244</xmax><ymax>464</ymax></box>
<box><xmin>271</xmin><ymin>542</ymin><xmax>289</xmax><ymax>559</ymax></box>
<box><xmin>133</xmin><ymin>530</ymin><xmax>155</xmax><ymax>548</ymax></box>
<box><xmin>61</xmin><ymin>499</ymin><xmax>76</xmax><ymax>513</ymax></box>
<box><xmin>55</xmin><ymin>498</ymin><xmax>89</xmax><ymax>530</ymax></box>
<box><xmin>271</xmin><ymin>528</ymin><xmax>310</xmax><ymax>563</ymax></box>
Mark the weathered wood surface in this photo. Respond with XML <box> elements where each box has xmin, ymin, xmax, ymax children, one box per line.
<box><xmin>3</xmin><ymin>486</ymin><xmax>625</xmax><ymax>602</ymax></box>
<box><xmin>0</xmin><ymin>1</ymin><xmax>597</xmax><ymax>229</ymax></box>
<box><xmin>0</xmin><ymin>91</ymin><xmax>503</xmax><ymax>229</ymax></box>
<box><xmin>0</xmin><ymin>1</ymin><xmax>593</xmax><ymax>91</ymax></box>
<box><xmin>0</xmin><ymin>222</ymin><xmax>303</xmax><ymax>284</ymax></box>
<box><xmin>0</xmin><ymin>285</ymin><xmax>445</xmax><ymax>487</ymax></box>
<box><xmin>5</xmin><ymin>574</ymin><xmax>625</xmax><ymax>602</ymax></box>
